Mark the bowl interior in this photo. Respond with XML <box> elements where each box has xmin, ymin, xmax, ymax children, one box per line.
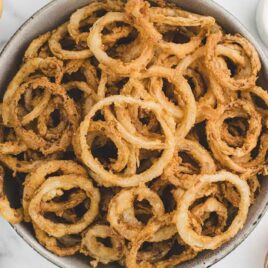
<box><xmin>0</xmin><ymin>0</ymin><xmax>268</xmax><ymax>268</ymax></box>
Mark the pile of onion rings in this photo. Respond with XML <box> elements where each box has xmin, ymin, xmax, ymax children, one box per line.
<box><xmin>0</xmin><ymin>0</ymin><xmax>267</xmax><ymax>267</ymax></box>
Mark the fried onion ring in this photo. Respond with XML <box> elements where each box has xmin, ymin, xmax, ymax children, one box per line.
<box><xmin>23</xmin><ymin>160</ymin><xmax>87</xmax><ymax>221</ymax></box>
<box><xmin>9</xmin><ymin>77</ymin><xmax>79</xmax><ymax>155</ymax></box>
<box><xmin>175</xmin><ymin>171</ymin><xmax>250</xmax><ymax>251</ymax></box>
<box><xmin>107</xmin><ymin>186</ymin><xmax>165</xmax><ymax>241</ymax></box>
<box><xmin>33</xmin><ymin>224</ymin><xmax>81</xmax><ymax>256</ymax></box>
<box><xmin>88</xmin><ymin>12</ymin><xmax>154</xmax><ymax>76</ymax></box>
<box><xmin>162</xmin><ymin>139</ymin><xmax>216</xmax><ymax>189</ymax></box>
<box><xmin>29</xmin><ymin>174</ymin><xmax>100</xmax><ymax>237</ymax></box>
<box><xmin>126</xmin><ymin>216</ymin><xmax>197</xmax><ymax>268</ymax></box>
<box><xmin>205</xmin><ymin>31</ymin><xmax>261</xmax><ymax>91</ymax></box>
<box><xmin>77</xmin><ymin>96</ymin><xmax>175</xmax><ymax>187</ymax></box>
<box><xmin>81</xmin><ymin>224</ymin><xmax>125</xmax><ymax>264</ymax></box>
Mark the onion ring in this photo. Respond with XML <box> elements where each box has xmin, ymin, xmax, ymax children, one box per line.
<box><xmin>81</xmin><ymin>224</ymin><xmax>125</xmax><ymax>264</ymax></box>
<box><xmin>23</xmin><ymin>160</ymin><xmax>87</xmax><ymax>221</ymax></box>
<box><xmin>49</xmin><ymin>23</ymin><xmax>92</xmax><ymax>60</ymax></box>
<box><xmin>10</xmin><ymin>77</ymin><xmax>79</xmax><ymax>155</ymax></box>
<box><xmin>24</xmin><ymin>32</ymin><xmax>52</xmax><ymax>61</ymax></box>
<box><xmin>191</xmin><ymin>197</ymin><xmax>228</xmax><ymax>236</ymax></box>
<box><xmin>68</xmin><ymin>1</ymin><xmax>123</xmax><ymax>46</ymax></box>
<box><xmin>29</xmin><ymin>174</ymin><xmax>100</xmax><ymax>237</ymax></box>
<box><xmin>77</xmin><ymin>95</ymin><xmax>175</xmax><ymax>187</ymax></box>
<box><xmin>2</xmin><ymin>57</ymin><xmax>63</xmax><ymax>125</ymax></box>
<box><xmin>126</xmin><ymin>0</ymin><xmax>214</xmax><ymax>58</ymax></box>
<box><xmin>87</xmin><ymin>12</ymin><xmax>154</xmax><ymax>76</ymax></box>
<box><xmin>33</xmin><ymin>224</ymin><xmax>81</xmax><ymax>256</ymax></box>
<box><xmin>175</xmin><ymin>171</ymin><xmax>250</xmax><ymax>251</ymax></box>
<box><xmin>162</xmin><ymin>139</ymin><xmax>216</xmax><ymax>189</ymax></box>
<box><xmin>205</xmin><ymin>31</ymin><xmax>261</xmax><ymax>91</ymax></box>
<box><xmin>107</xmin><ymin>186</ymin><xmax>165</xmax><ymax>241</ymax></box>
<box><xmin>126</xmin><ymin>216</ymin><xmax>197</xmax><ymax>268</ymax></box>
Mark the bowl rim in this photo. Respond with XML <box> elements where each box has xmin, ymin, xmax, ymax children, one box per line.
<box><xmin>1</xmin><ymin>0</ymin><xmax>268</xmax><ymax>267</ymax></box>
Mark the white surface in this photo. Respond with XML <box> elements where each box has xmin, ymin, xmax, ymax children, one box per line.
<box><xmin>0</xmin><ymin>0</ymin><xmax>268</xmax><ymax>268</ymax></box>
<box><xmin>256</xmin><ymin>0</ymin><xmax>268</xmax><ymax>47</ymax></box>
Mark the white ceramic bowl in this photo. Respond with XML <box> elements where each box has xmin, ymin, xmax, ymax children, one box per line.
<box><xmin>0</xmin><ymin>1</ymin><xmax>268</xmax><ymax>267</ymax></box>
<box><xmin>256</xmin><ymin>0</ymin><xmax>268</xmax><ymax>47</ymax></box>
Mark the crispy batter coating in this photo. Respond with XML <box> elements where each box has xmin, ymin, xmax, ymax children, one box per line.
<box><xmin>0</xmin><ymin>0</ymin><xmax>266</xmax><ymax>267</ymax></box>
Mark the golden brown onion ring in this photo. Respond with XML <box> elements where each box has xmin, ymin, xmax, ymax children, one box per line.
<box><xmin>110</xmin><ymin>72</ymin><xmax>190</xmax><ymax>146</ymax></box>
<box><xmin>0</xmin><ymin>155</ymin><xmax>44</xmax><ymax>174</ymax></box>
<box><xmin>0</xmin><ymin>121</ymin><xmax>27</xmax><ymax>155</ymax></box>
<box><xmin>10</xmin><ymin>78</ymin><xmax>79</xmax><ymax>155</ymax></box>
<box><xmin>23</xmin><ymin>160</ymin><xmax>87</xmax><ymax>222</ymax></box>
<box><xmin>221</xmin><ymin>175</ymin><xmax>260</xmax><ymax>207</ymax></box>
<box><xmin>29</xmin><ymin>174</ymin><xmax>100</xmax><ymax>237</ymax></box>
<box><xmin>77</xmin><ymin>95</ymin><xmax>176</xmax><ymax>187</ymax></box>
<box><xmin>149</xmin><ymin>6</ymin><xmax>215</xmax><ymax>27</ymax></box>
<box><xmin>144</xmin><ymin>66</ymin><xmax>196</xmax><ymax>139</ymax></box>
<box><xmin>9</xmin><ymin>78</ymin><xmax>51</xmax><ymax>126</ymax></box>
<box><xmin>33</xmin><ymin>224</ymin><xmax>81</xmax><ymax>256</ymax></box>
<box><xmin>40</xmin><ymin>190</ymin><xmax>87</xmax><ymax>213</ymax></box>
<box><xmin>68</xmin><ymin>1</ymin><xmax>123</xmax><ymax>46</ymax></box>
<box><xmin>162</xmin><ymin>139</ymin><xmax>216</xmax><ymax>190</ymax></box>
<box><xmin>107</xmin><ymin>186</ymin><xmax>165</xmax><ymax>241</ymax></box>
<box><xmin>63</xmin><ymin>60</ymin><xmax>99</xmax><ymax>92</ymax></box>
<box><xmin>221</xmin><ymin>119</ymin><xmax>246</xmax><ymax>148</ymax></box>
<box><xmin>126</xmin><ymin>0</ymin><xmax>214</xmax><ymax>58</ymax></box>
<box><xmin>205</xmin><ymin>31</ymin><xmax>261</xmax><ymax>91</ymax></box>
<box><xmin>49</xmin><ymin>22</ymin><xmax>92</xmax><ymax>60</ymax></box>
<box><xmin>86</xmin><ymin>121</ymin><xmax>131</xmax><ymax>173</ymax></box>
<box><xmin>24</xmin><ymin>32</ymin><xmax>52</xmax><ymax>61</ymax></box>
<box><xmin>137</xmin><ymin>239</ymin><xmax>174</xmax><ymax>263</ymax></box>
<box><xmin>191</xmin><ymin>197</ymin><xmax>228</xmax><ymax>236</ymax></box>
<box><xmin>81</xmin><ymin>224</ymin><xmax>125</xmax><ymax>264</ymax></box>
<box><xmin>0</xmin><ymin>141</ymin><xmax>27</xmax><ymax>155</ymax></box>
<box><xmin>207</xmin><ymin>100</ymin><xmax>262</xmax><ymax>158</ymax></box>
<box><xmin>87</xmin><ymin>12</ymin><xmax>154</xmax><ymax>76</ymax></box>
<box><xmin>63</xmin><ymin>81</ymin><xmax>97</xmax><ymax>117</ymax></box>
<box><xmin>2</xmin><ymin>57</ymin><xmax>63</xmax><ymax>125</ymax></box>
<box><xmin>175</xmin><ymin>48</ymin><xmax>223</xmax><ymax>122</ymax></box>
<box><xmin>175</xmin><ymin>171</ymin><xmax>250</xmax><ymax>251</ymax></box>
<box><xmin>126</xmin><ymin>216</ymin><xmax>196</xmax><ymax>268</ymax></box>
<box><xmin>206</xmin><ymin>100</ymin><xmax>264</xmax><ymax>174</ymax></box>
